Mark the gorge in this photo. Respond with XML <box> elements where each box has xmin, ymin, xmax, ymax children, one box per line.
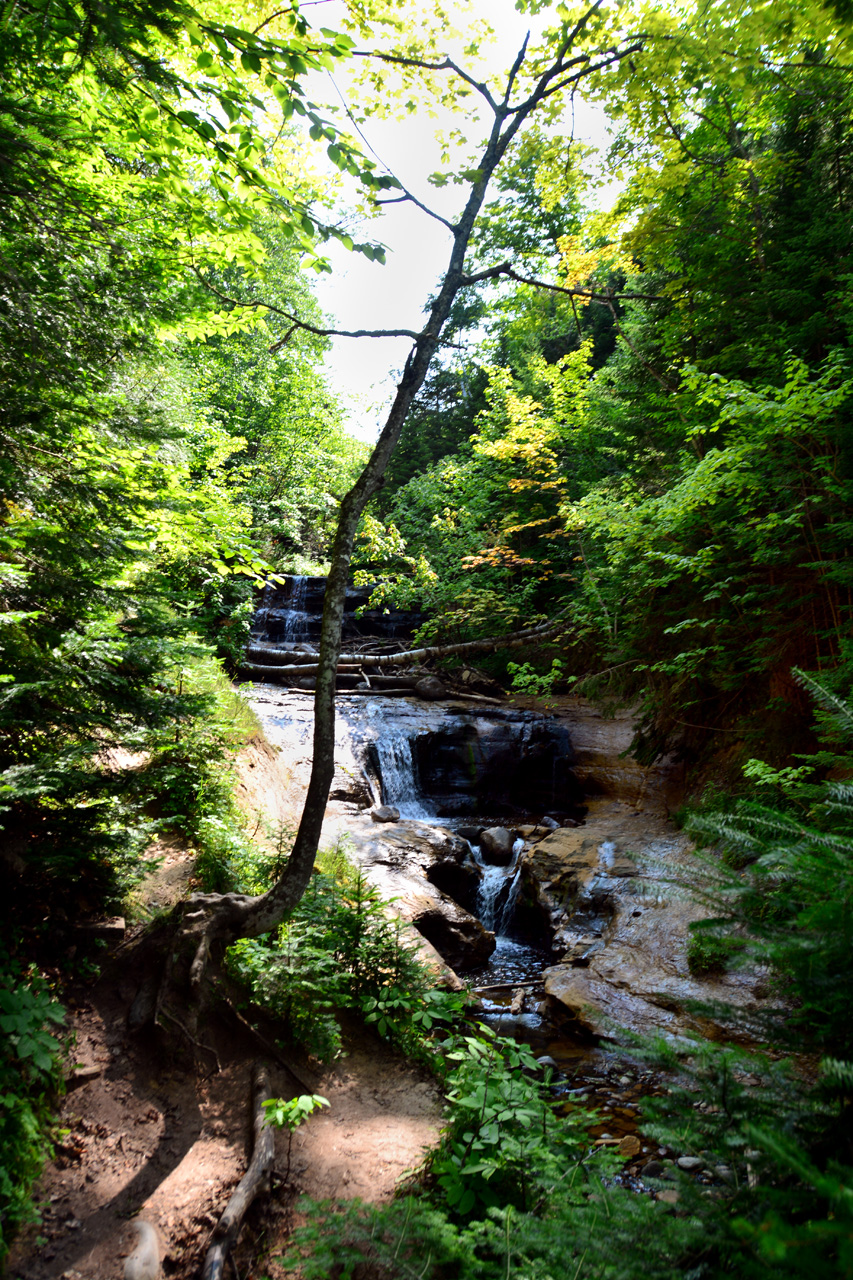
<box><xmin>243</xmin><ymin>577</ymin><xmax>768</xmax><ymax>1054</ymax></box>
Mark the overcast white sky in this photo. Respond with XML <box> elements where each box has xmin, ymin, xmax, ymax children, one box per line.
<box><xmin>306</xmin><ymin>1</ymin><xmax>615</xmax><ymax>440</ymax></box>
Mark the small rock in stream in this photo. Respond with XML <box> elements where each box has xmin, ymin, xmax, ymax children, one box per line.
<box><xmin>370</xmin><ymin>805</ymin><xmax>400</xmax><ymax>823</ymax></box>
<box><xmin>677</xmin><ymin>1156</ymin><xmax>704</xmax><ymax>1172</ymax></box>
<box><xmin>480</xmin><ymin>827</ymin><xmax>516</xmax><ymax>865</ymax></box>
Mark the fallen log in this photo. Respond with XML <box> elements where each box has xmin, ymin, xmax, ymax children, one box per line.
<box><xmin>240</xmin><ymin>615</ymin><xmax>567</xmax><ymax>681</ymax></box>
<box><xmin>201</xmin><ymin>1063</ymin><xmax>275</xmax><ymax>1280</ymax></box>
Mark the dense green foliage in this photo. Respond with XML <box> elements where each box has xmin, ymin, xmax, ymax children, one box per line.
<box><xmin>223</xmin><ymin>840</ymin><xmax>465</xmax><ymax>1062</ymax></box>
<box><xmin>368</xmin><ymin>19</ymin><xmax>853</xmax><ymax>772</ymax></box>
<box><xmin>0</xmin><ymin>961</ymin><xmax>65</xmax><ymax>1263</ymax></box>
<box><xmin>5</xmin><ymin>0</ymin><xmax>853</xmax><ymax>1268</ymax></box>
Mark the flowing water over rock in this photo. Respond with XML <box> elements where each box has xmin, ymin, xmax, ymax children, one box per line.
<box><xmin>244</xmin><ymin>577</ymin><xmax>769</xmax><ymax>1048</ymax></box>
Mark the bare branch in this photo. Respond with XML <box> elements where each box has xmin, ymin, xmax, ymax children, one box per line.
<box><xmin>351</xmin><ymin>49</ymin><xmax>499</xmax><ymax>111</ymax></box>
<box><xmin>508</xmin><ymin>43</ymin><xmax>644</xmax><ymax>115</ymax></box>
<box><xmin>325</xmin><ymin>74</ymin><xmax>454</xmax><ymax>228</ymax></box>
<box><xmin>268</xmin><ymin>323</ymin><xmax>423</xmax><ymax>350</ymax></box>
<box><xmin>458</xmin><ymin>261</ymin><xmax>662</xmax><ymax>303</ymax></box>
<box><xmin>373</xmin><ymin>190</ymin><xmax>456</xmax><ymax>231</ymax></box>
<box><xmin>189</xmin><ymin>266</ymin><xmax>425</xmax><ymax>346</ymax></box>
<box><xmin>502</xmin><ymin>33</ymin><xmax>531</xmax><ymax>109</ymax></box>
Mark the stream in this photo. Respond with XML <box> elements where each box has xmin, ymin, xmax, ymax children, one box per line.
<box><xmin>240</xmin><ymin>576</ymin><xmax>763</xmax><ymax>1178</ymax></box>
<box><xmin>244</xmin><ymin>577</ymin><xmax>628</xmax><ymax>1079</ymax></box>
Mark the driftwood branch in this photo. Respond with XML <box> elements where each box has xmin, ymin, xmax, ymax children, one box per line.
<box><xmin>201</xmin><ymin>1064</ymin><xmax>275</xmax><ymax>1280</ymax></box>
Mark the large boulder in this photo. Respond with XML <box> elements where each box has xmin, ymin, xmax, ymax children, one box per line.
<box><xmin>336</xmin><ymin>819</ymin><xmax>494</xmax><ymax>973</ymax></box>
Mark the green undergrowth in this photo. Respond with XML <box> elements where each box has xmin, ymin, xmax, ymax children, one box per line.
<box><xmin>223</xmin><ymin>839</ymin><xmax>467</xmax><ymax>1063</ymax></box>
<box><xmin>0</xmin><ymin>957</ymin><xmax>66</xmax><ymax>1267</ymax></box>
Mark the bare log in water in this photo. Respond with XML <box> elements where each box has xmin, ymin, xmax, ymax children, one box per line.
<box><xmin>201</xmin><ymin>1064</ymin><xmax>275</xmax><ymax>1280</ymax></box>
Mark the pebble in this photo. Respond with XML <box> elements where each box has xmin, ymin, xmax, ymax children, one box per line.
<box><xmin>677</xmin><ymin>1156</ymin><xmax>703</xmax><ymax>1172</ymax></box>
<box><xmin>641</xmin><ymin>1160</ymin><xmax>665</xmax><ymax>1179</ymax></box>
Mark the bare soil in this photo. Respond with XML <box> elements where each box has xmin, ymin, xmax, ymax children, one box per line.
<box><xmin>8</xmin><ymin>966</ymin><xmax>442</xmax><ymax>1280</ymax></box>
<box><xmin>8</xmin><ymin>735</ymin><xmax>444</xmax><ymax>1280</ymax></box>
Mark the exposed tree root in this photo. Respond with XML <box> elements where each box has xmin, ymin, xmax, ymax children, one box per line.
<box><xmin>201</xmin><ymin>1063</ymin><xmax>275</xmax><ymax>1280</ymax></box>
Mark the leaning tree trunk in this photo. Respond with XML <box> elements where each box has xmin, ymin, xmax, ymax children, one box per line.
<box><xmin>143</xmin><ymin>12</ymin><xmax>639</xmax><ymax>1033</ymax></box>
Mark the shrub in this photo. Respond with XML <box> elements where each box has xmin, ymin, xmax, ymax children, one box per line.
<box><xmin>0</xmin><ymin>960</ymin><xmax>65</xmax><ymax>1263</ymax></box>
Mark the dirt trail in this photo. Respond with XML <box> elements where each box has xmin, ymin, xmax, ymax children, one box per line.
<box><xmin>8</xmin><ymin>734</ymin><xmax>444</xmax><ymax>1280</ymax></box>
<box><xmin>9</xmin><ymin>972</ymin><xmax>442</xmax><ymax>1280</ymax></box>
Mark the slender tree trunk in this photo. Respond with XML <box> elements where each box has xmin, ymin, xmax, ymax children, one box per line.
<box><xmin>169</xmin><ymin>5</ymin><xmax>640</xmax><ymax>958</ymax></box>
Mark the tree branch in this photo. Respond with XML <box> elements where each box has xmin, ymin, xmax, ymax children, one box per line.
<box><xmin>373</xmin><ymin>191</ymin><xmax>456</xmax><ymax>231</ymax></box>
<box><xmin>351</xmin><ymin>50</ymin><xmax>498</xmax><ymax>111</ymax></box>
<box><xmin>325</xmin><ymin>73</ymin><xmax>453</xmax><ymax>228</ymax></box>
<box><xmin>459</xmin><ymin>261</ymin><xmax>662</xmax><ymax>303</ymax></box>
<box><xmin>190</xmin><ymin>265</ymin><xmax>425</xmax><ymax>345</ymax></box>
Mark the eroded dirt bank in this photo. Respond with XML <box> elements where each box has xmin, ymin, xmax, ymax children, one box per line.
<box><xmin>8</xmin><ymin>733</ymin><xmax>443</xmax><ymax>1280</ymax></box>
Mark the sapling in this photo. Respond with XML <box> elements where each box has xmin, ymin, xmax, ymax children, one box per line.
<box><xmin>262</xmin><ymin>1094</ymin><xmax>329</xmax><ymax>1182</ymax></box>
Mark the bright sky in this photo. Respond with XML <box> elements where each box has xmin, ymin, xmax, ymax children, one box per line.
<box><xmin>307</xmin><ymin>1</ymin><xmax>615</xmax><ymax>441</ymax></box>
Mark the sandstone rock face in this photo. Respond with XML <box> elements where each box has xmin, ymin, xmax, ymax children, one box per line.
<box><xmin>330</xmin><ymin>818</ymin><xmax>494</xmax><ymax>973</ymax></box>
<box><xmin>545</xmin><ymin>699</ymin><xmax>685</xmax><ymax>815</ymax></box>
<box><xmin>479</xmin><ymin>826</ymin><xmax>516</xmax><ymax>865</ymax></box>
<box><xmin>531</xmin><ymin>800</ymin><xmax>767</xmax><ymax>1042</ymax></box>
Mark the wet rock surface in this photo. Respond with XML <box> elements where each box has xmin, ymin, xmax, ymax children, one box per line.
<box><xmin>335</xmin><ymin>818</ymin><xmax>495</xmax><ymax>971</ymax></box>
<box><xmin>480</xmin><ymin>826</ymin><xmax>516</xmax><ymax>865</ymax></box>
<box><xmin>535</xmin><ymin>799</ymin><xmax>766</xmax><ymax>1042</ymax></box>
<box><xmin>247</xmin><ymin>685</ymin><xmax>768</xmax><ymax>1043</ymax></box>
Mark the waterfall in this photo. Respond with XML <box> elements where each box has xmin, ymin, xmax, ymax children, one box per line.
<box><xmin>370</xmin><ymin>734</ymin><xmax>432</xmax><ymax>820</ymax></box>
<box><xmin>281</xmin><ymin>575</ymin><xmax>310</xmax><ymax>642</ymax></box>
<box><xmin>473</xmin><ymin>837</ymin><xmax>525</xmax><ymax>934</ymax></box>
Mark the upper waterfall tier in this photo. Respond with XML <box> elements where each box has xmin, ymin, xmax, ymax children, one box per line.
<box><xmin>250</xmin><ymin>575</ymin><xmax>422</xmax><ymax>649</ymax></box>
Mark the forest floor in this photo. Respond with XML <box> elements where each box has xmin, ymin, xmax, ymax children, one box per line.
<box><xmin>8</xmin><ymin>834</ymin><xmax>444</xmax><ymax>1280</ymax></box>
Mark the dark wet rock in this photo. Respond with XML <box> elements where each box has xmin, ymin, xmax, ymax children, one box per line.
<box><xmin>480</xmin><ymin>827</ymin><xmax>516</xmax><ymax>865</ymax></box>
<box><xmin>370</xmin><ymin>804</ymin><xmax>400</xmax><ymax>823</ymax></box>
<box><xmin>415</xmin><ymin>676</ymin><xmax>448</xmax><ymax>701</ymax></box>
<box><xmin>541</xmin><ymin>815</ymin><xmax>560</xmax><ymax>831</ymax></box>
<box><xmin>457</xmin><ymin>825</ymin><xmax>483</xmax><ymax>844</ymax></box>
<box><xmin>413</xmin><ymin>909</ymin><xmax>495</xmax><ymax>971</ymax></box>
<box><xmin>330</xmin><ymin>820</ymin><xmax>494</xmax><ymax>973</ymax></box>
<box><xmin>425</xmin><ymin>858</ymin><xmax>482</xmax><ymax>915</ymax></box>
<box><xmin>641</xmin><ymin>1161</ymin><xmax>666</xmax><ymax>1179</ymax></box>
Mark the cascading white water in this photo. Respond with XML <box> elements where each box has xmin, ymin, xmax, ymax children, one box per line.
<box><xmin>281</xmin><ymin>575</ymin><xmax>310</xmax><ymax>642</ymax></box>
<box><xmin>473</xmin><ymin>836</ymin><xmax>525</xmax><ymax>934</ymax></box>
<box><xmin>371</xmin><ymin>734</ymin><xmax>432</xmax><ymax>820</ymax></box>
